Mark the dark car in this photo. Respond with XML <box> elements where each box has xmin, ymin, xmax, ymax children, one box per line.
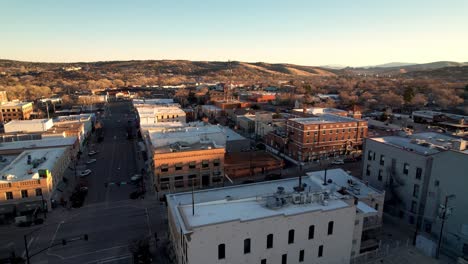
<box><xmin>264</xmin><ymin>173</ymin><xmax>282</xmax><ymax>181</ymax></box>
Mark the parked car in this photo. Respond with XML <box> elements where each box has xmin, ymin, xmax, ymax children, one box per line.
<box><xmin>130</xmin><ymin>174</ymin><xmax>142</xmax><ymax>183</ymax></box>
<box><xmin>88</xmin><ymin>151</ymin><xmax>98</xmax><ymax>156</ymax></box>
<box><xmin>86</xmin><ymin>159</ymin><xmax>97</xmax><ymax>164</ymax></box>
<box><xmin>331</xmin><ymin>159</ymin><xmax>344</xmax><ymax>165</ymax></box>
<box><xmin>80</xmin><ymin>169</ymin><xmax>92</xmax><ymax>177</ymax></box>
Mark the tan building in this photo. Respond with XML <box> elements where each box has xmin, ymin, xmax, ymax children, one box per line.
<box><xmin>0</xmin><ymin>147</ymin><xmax>70</xmax><ymax>218</ymax></box>
<box><xmin>0</xmin><ymin>91</ymin><xmax>7</xmax><ymax>103</ymax></box>
<box><xmin>0</xmin><ymin>101</ymin><xmax>33</xmax><ymax>123</ymax></box>
<box><xmin>147</xmin><ymin>125</ymin><xmax>226</xmax><ymax>194</ymax></box>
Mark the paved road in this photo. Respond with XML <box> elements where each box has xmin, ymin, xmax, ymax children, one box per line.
<box><xmin>85</xmin><ymin>101</ymin><xmax>138</xmax><ymax>204</ymax></box>
<box><xmin>1</xmin><ymin>102</ymin><xmax>170</xmax><ymax>264</ymax></box>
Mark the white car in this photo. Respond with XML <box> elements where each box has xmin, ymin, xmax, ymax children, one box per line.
<box><xmin>86</xmin><ymin>159</ymin><xmax>97</xmax><ymax>164</ymax></box>
<box><xmin>80</xmin><ymin>169</ymin><xmax>92</xmax><ymax>177</ymax></box>
<box><xmin>331</xmin><ymin>159</ymin><xmax>344</xmax><ymax>165</ymax></box>
<box><xmin>88</xmin><ymin>151</ymin><xmax>98</xmax><ymax>156</ymax></box>
<box><xmin>131</xmin><ymin>174</ymin><xmax>142</xmax><ymax>183</ymax></box>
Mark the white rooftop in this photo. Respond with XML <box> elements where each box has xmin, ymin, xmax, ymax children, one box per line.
<box><xmin>293</xmin><ymin>107</ymin><xmax>347</xmax><ymax>115</ymax></box>
<box><xmin>0</xmin><ymin>137</ymin><xmax>77</xmax><ymax>151</ymax></box>
<box><xmin>224</xmin><ymin>127</ymin><xmax>246</xmax><ymax>141</ymax></box>
<box><xmin>4</xmin><ymin>119</ymin><xmax>50</xmax><ymax>125</ymax></box>
<box><xmin>371</xmin><ymin>132</ymin><xmax>466</xmax><ymax>155</ymax></box>
<box><xmin>307</xmin><ymin>169</ymin><xmax>384</xmax><ymax>199</ymax></box>
<box><xmin>290</xmin><ymin>114</ymin><xmax>361</xmax><ymax>124</ymax></box>
<box><xmin>168</xmin><ymin>176</ymin><xmax>353</xmax><ymax>233</ymax></box>
<box><xmin>149</xmin><ymin>124</ymin><xmax>226</xmax><ymax>150</ymax></box>
<box><xmin>132</xmin><ymin>98</ymin><xmax>174</xmax><ymax>105</ymax></box>
<box><xmin>0</xmin><ymin>147</ymin><xmax>67</xmax><ymax>183</ymax></box>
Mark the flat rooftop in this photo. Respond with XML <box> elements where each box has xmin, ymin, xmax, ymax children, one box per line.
<box><xmin>224</xmin><ymin>127</ymin><xmax>246</xmax><ymax>141</ymax></box>
<box><xmin>0</xmin><ymin>147</ymin><xmax>67</xmax><ymax>183</ymax></box>
<box><xmin>370</xmin><ymin>132</ymin><xmax>466</xmax><ymax>155</ymax></box>
<box><xmin>168</xmin><ymin>176</ymin><xmax>353</xmax><ymax>233</ymax></box>
<box><xmin>0</xmin><ymin>101</ymin><xmax>32</xmax><ymax>107</ymax></box>
<box><xmin>307</xmin><ymin>169</ymin><xmax>384</xmax><ymax>199</ymax></box>
<box><xmin>290</xmin><ymin>114</ymin><xmax>362</xmax><ymax>124</ymax></box>
<box><xmin>0</xmin><ymin>137</ymin><xmax>77</xmax><ymax>152</ymax></box>
<box><xmin>4</xmin><ymin>119</ymin><xmax>50</xmax><ymax>125</ymax></box>
<box><xmin>149</xmin><ymin>124</ymin><xmax>226</xmax><ymax>150</ymax></box>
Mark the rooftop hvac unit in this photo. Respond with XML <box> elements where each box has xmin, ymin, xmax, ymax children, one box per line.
<box><xmin>292</xmin><ymin>193</ymin><xmax>302</xmax><ymax>204</ymax></box>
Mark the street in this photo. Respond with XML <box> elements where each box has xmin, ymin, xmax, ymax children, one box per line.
<box><xmin>0</xmin><ymin>102</ymin><xmax>169</xmax><ymax>264</ymax></box>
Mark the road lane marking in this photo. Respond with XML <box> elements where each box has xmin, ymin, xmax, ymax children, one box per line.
<box><xmin>92</xmin><ymin>254</ymin><xmax>132</xmax><ymax>264</ymax></box>
<box><xmin>55</xmin><ymin>244</ymin><xmax>129</xmax><ymax>260</ymax></box>
<box><xmin>21</xmin><ymin>237</ymin><xmax>35</xmax><ymax>258</ymax></box>
<box><xmin>47</xmin><ymin>221</ymin><xmax>64</xmax><ymax>256</ymax></box>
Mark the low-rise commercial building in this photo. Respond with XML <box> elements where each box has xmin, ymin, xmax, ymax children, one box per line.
<box><xmin>0</xmin><ymin>101</ymin><xmax>33</xmax><ymax>123</ymax></box>
<box><xmin>3</xmin><ymin>119</ymin><xmax>54</xmax><ymax>133</ymax></box>
<box><xmin>0</xmin><ymin>147</ymin><xmax>70</xmax><ymax>218</ymax></box>
<box><xmin>167</xmin><ymin>169</ymin><xmax>380</xmax><ymax>264</ymax></box>
<box><xmin>148</xmin><ymin>125</ymin><xmax>226</xmax><ymax>194</ymax></box>
<box><xmin>362</xmin><ymin>132</ymin><xmax>468</xmax><ymax>258</ymax></box>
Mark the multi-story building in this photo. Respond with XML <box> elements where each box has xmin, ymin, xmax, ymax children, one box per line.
<box><xmin>136</xmin><ymin>105</ymin><xmax>186</xmax><ymax>124</ymax></box>
<box><xmin>266</xmin><ymin>114</ymin><xmax>368</xmax><ymax>162</ymax></box>
<box><xmin>147</xmin><ymin>125</ymin><xmax>226</xmax><ymax>194</ymax></box>
<box><xmin>307</xmin><ymin>169</ymin><xmax>385</xmax><ymax>259</ymax></box>
<box><xmin>362</xmin><ymin>132</ymin><xmax>468</xmax><ymax>258</ymax></box>
<box><xmin>0</xmin><ymin>137</ymin><xmax>79</xmax><ymax>157</ymax></box>
<box><xmin>167</xmin><ymin>169</ymin><xmax>381</xmax><ymax>264</ymax></box>
<box><xmin>3</xmin><ymin>119</ymin><xmax>54</xmax><ymax>133</ymax></box>
<box><xmin>0</xmin><ymin>147</ymin><xmax>70</xmax><ymax>218</ymax></box>
<box><xmin>0</xmin><ymin>101</ymin><xmax>33</xmax><ymax>123</ymax></box>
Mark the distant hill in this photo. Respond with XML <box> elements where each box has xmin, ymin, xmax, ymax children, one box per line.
<box><xmin>404</xmin><ymin>65</ymin><xmax>468</xmax><ymax>82</ymax></box>
<box><xmin>343</xmin><ymin>61</ymin><xmax>468</xmax><ymax>77</ymax></box>
<box><xmin>0</xmin><ymin>59</ymin><xmax>337</xmax><ymax>81</ymax></box>
<box><xmin>371</xmin><ymin>62</ymin><xmax>416</xmax><ymax>68</ymax></box>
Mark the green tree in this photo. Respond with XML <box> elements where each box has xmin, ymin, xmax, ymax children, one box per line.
<box><xmin>403</xmin><ymin>87</ymin><xmax>414</xmax><ymax>103</ymax></box>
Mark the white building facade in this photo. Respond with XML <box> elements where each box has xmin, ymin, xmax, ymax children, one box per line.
<box><xmin>167</xmin><ymin>173</ymin><xmax>379</xmax><ymax>264</ymax></box>
<box><xmin>362</xmin><ymin>132</ymin><xmax>468</xmax><ymax>258</ymax></box>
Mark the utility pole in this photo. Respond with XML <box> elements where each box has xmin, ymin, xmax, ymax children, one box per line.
<box><xmin>436</xmin><ymin>194</ymin><xmax>455</xmax><ymax>259</ymax></box>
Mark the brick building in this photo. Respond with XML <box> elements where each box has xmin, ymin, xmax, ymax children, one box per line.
<box><xmin>266</xmin><ymin>114</ymin><xmax>368</xmax><ymax>162</ymax></box>
<box><xmin>147</xmin><ymin>125</ymin><xmax>226</xmax><ymax>194</ymax></box>
<box><xmin>0</xmin><ymin>101</ymin><xmax>33</xmax><ymax>123</ymax></box>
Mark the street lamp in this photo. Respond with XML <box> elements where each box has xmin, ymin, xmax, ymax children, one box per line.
<box><xmin>435</xmin><ymin>194</ymin><xmax>456</xmax><ymax>259</ymax></box>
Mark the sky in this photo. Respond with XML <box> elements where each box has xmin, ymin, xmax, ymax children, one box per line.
<box><xmin>1</xmin><ymin>0</ymin><xmax>467</xmax><ymax>66</ymax></box>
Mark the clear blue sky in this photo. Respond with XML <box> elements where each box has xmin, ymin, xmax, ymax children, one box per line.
<box><xmin>1</xmin><ymin>0</ymin><xmax>467</xmax><ymax>66</ymax></box>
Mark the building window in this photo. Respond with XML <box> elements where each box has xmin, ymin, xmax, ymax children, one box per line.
<box><xmin>288</xmin><ymin>229</ymin><xmax>295</xmax><ymax>244</ymax></box>
<box><xmin>244</xmin><ymin>238</ymin><xmax>251</xmax><ymax>254</ymax></box>
<box><xmin>175</xmin><ymin>163</ymin><xmax>183</xmax><ymax>171</ymax></box>
<box><xmin>174</xmin><ymin>176</ymin><xmax>184</xmax><ymax>188</ymax></box>
<box><xmin>403</xmin><ymin>163</ymin><xmax>409</xmax><ymax>175</ymax></box>
<box><xmin>434</xmin><ymin>180</ymin><xmax>440</xmax><ymax>187</ymax></box>
<box><xmin>378</xmin><ymin>169</ymin><xmax>383</xmax><ymax>181</ymax></box>
<box><xmin>161</xmin><ymin>164</ymin><xmax>169</xmax><ymax>172</ymax></box>
<box><xmin>35</xmin><ymin>188</ymin><xmax>42</xmax><ymax>196</ymax></box>
<box><xmin>411</xmin><ymin>201</ymin><xmax>417</xmax><ymax>213</ymax></box>
<box><xmin>366</xmin><ymin>165</ymin><xmax>371</xmax><ymax>176</ymax></box>
<box><xmin>218</xmin><ymin>244</ymin><xmax>225</xmax><ymax>259</ymax></box>
<box><xmin>187</xmin><ymin>175</ymin><xmax>197</xmax><ymax>186</ymax></box>
<box><xmin>282</xmin><ymin>254</ymin><xmax>287</xmax><ymax>264</ymax></box>
<box><xmin>375</xmin><ymin>203</ymin><xmax>379</xmax><ymax>211</ymax></box>
<box><xmin>308</xmin><ymin>225</ymin><xmax>315</xmax><ymax>239</ymax></box>
<box><xmin>367</xmin><ymin>151</ymin><xmax>372</xmax><ymax>160</ymax></box>
<box><xmin>416</xmin><ymin>167</ymin><xmax>422</xmax><ymax>180</ymax></box>
<box><xmin>299</xmin><ymin>250</ymin><xmax>304</xmax><ymax>262</ymax></box>
<box><xmin>189</xmin><ymin>162</ymin><xmax>196</xmax><ymax>169</ymax></box>
<box><xmin>328</xmin><ymin>221</ymin><xmax>334</xmax><ymax>235</ymax></box>
<box><xmin>318</xmin><ymin>245</ymin><xmax>324</xmax><ymax>257</ymax></box>
<box><xmin>267</xmin><ymin>234</ymin><xmax>273</xmax><ymax>249</ymax></box>
<box><xmin>202</xmin><ymin>160</ymin><xmax>209</xmax><ymax>168</ymax></box>
<box><xmin>213</xmin><ymin>159</ymin><xmax>220</xmax><ymax>167</ymax></box>
<box><xmin>380</xmin><ymin>155</ymin><xmax>385</xmax><ymax>165</ymax></box>
<box><xmin>261</xmin><ymin>259</ymin><xmax>267</xmax><ymax>264</ymax></box>
<box><xmin>5</xmin><ymin>192</ymin><xmax>13</xmax><ymax>200</ymax></box>
<box><xmin>413</xmin><ymin>184</ymin><xmax>420</xmax><ymax>198</ymax></box>
<box><xmin>21</xmin><ymin>190</ymin><xmax>28</xmax><ymax>198</ymax></box>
